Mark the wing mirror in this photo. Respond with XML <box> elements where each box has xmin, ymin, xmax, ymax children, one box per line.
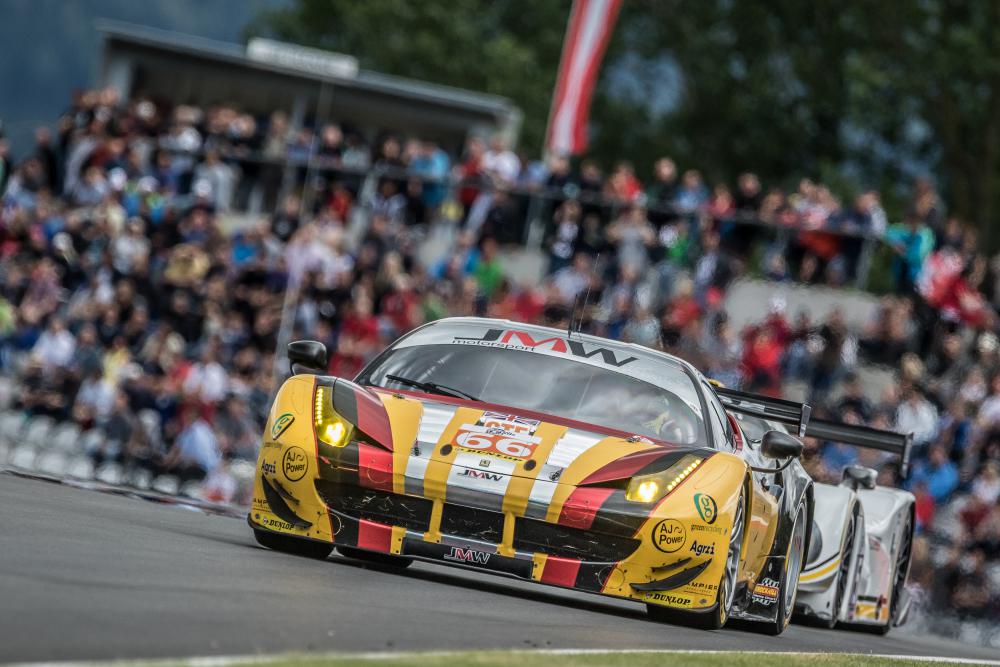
<box><xmin>761</xmin><ymin>430</ymin><xmax>804</xmax><ymax>460</ymax></box>
<box><xmin>287</xmin><ymin>340</ymin><xmax>328</xmax><ymax>374</ymax></box>
<box><xmin>842</xmin><ymin>464</ymin><xmax>877</xmax><ymax>490</ymax></box>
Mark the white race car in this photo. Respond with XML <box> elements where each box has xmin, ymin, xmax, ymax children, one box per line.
<box><xmin>717</xmin><ymin>389</ymin><xmax>915</xmax><ymax>635</ymax></box>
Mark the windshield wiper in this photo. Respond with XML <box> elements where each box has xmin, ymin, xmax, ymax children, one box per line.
<box><xmin>384</xmin><ymin>374</ymin><xmax>479</xmax><ymax>402</ymax></box>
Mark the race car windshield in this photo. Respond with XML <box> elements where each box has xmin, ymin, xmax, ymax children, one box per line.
<box><xmin>358</xmin><ymin>343</ymin><xmax>706</xmax><ymax>445</ymax></box>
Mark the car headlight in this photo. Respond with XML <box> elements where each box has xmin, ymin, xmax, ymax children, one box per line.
<box><xmin>314</xmin><ymin>385</ymin><xmax>353</xmax><ymax>448</ymax></box>
<box><xmin>625</xmin><ymin>453</ymin><xmax>704</xmax><ymax>504</ymax></box>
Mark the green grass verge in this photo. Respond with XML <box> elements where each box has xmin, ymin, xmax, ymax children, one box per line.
<box><xmin>221</xmin><ymin>650</ymin><xmax>988</xmax><ymax>667</ymax></box>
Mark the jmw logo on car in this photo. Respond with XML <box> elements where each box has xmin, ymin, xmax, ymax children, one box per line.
<box><xmin>455</xmin><ymin>329</ymin><xmax>638</xmax><ymax>368</ymax></box>
<box><xmin>458</xmin><ymin>468</ymin><xmax>504</xmax><ymax>482</ymax></box>
<box><xmin>443</xmin><ymin>546</ymin><xmax>491</xmax><ymax>566</ymax></box>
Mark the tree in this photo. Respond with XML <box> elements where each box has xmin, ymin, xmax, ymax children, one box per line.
<box><xmin>846</xmin><ymin>0</ymin><xmax>1000</xmax><ymax>246</ymax></box>
<box><xmin>250</xmin><ymin>0</ymin><xmax>1000</xmax><ymax>248</ymax></box>
<box><xmin>599</xmin><ymin>0</ymin><xmax>1000</xmax><ymax>242</ymax></box>
<box><xmin>245</xmin><ymin>0</ymin><xmax>571</xmax><ymax>153</ymax></box>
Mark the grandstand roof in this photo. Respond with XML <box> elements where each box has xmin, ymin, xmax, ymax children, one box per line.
<box><xmin>95</xmin><ymin>20</ymin><xmax>522</xmax><ymax>149</ymax></box>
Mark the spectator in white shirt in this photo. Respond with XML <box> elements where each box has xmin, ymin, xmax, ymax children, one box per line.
<box><xmin>895</xmin><ymin>387</ymin><xmax>939</xmax><ymax>448</ymax></box>
<box><xmin>111</xmin><ymin>218</ymin><xmax>151</xmax><ymax>274</ymax></box>
<box><xmin>32</xmin><ymin>317</ymin><xmax>76</xmax><ymax>370</ymax></box>
<box><xmin>551</xmin><ymin>252</ymin><xmax>591</xmax><ymax>304</ymax></box>
<box><xmin>183</xmin><ymin>347</ymin><xmax>228</xmax><ymax>403</ymax></box>
<box><xmin>73</xmin><ymin>368</ymin><xmax>115</xmax><ymax>422</ymax></box>
<box><xmin>164</xmin><ymin>412</ymin><xmax>221</xmax><ymax>483</ymax></box>
<box><xmin>193</xmin><ymin>149</ymin><xmax>238</xmax><ymax>211</ymax></box>
<box><xmin>481</xmin><ymin>135</ymin><xmax>520</xmax><ymax>186</ymax></box>
<box><xmin>972</xmin><ymin>461</ymin><xmax>1000</xmax><ymax>505</ymax></box>
<box><xmin>975</xmin><ymin>373</ymin><xmax>1000</xmax><ymax>427</ymax></box>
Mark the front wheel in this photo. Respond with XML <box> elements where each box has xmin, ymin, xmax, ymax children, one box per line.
<box><xmin>647</xmin><ymin>489</ymin><xmax>745</xmax><ymax>629</ymax></box>
<box><xmin>824</xmin><ymin>508</ymin><xmax>861</xmax><ymax>628</ymax></box>
<box><xmin>761</xmin><ymin>501</ymin><xmax>807</xmax><ymax>636</ymax></box>
<box><xmin>253</xmin><ymin>527</ymin><xmax>332</xmax><ymax>559</ymax></box>
<box><xmin>869</xmin><ymin>509</ymin><xmax>914</xmax><ymax>635</ymax></box>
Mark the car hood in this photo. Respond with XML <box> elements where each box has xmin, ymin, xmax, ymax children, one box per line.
<box><xmin>363</xmin><ymin>384</ymin><xmax>693</xmax><ymax>486</ymax></box>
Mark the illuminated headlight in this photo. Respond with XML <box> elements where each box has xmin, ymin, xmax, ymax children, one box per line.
<box><xmin>314</xmin><ymin>386</ymin><xmax>353</xmax><ymax>448</ymax></box>
<box><xmin>625</xmin><ymin>454</ymin><xmax>704</xmax><ymax>504</ymax></box>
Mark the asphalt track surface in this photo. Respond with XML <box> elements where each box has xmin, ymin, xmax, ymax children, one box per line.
<box><xmin>2</xmin><ymin>474</ymin><xmax>997</xmax><ymax>664</ymax></box>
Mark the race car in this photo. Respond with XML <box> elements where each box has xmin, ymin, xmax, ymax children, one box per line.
<box><xmin>249</xmin><ymin>317</ymin><xmax>816</xmax><ymax>634</ymax></box>
<box><xmin>716</xmin><ymin>391</ymin><xmax>915</xmax><ymax>634</ymax></box>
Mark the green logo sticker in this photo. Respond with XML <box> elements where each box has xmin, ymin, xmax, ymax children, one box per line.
<box><xmin>694</xmin><ymin>493</ymin><xmax>718</xmax><ymax>524</ymax></box>
<box><xmin>271</xmin><ymin>413</ymin><xmax>294</xmax><ymax>440</ymax></box>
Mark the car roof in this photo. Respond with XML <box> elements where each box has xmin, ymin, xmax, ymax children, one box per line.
<box><xmin>394</xmin><ymin>316</ymin><xmax>706</xmax><ymax>382</ymax></box>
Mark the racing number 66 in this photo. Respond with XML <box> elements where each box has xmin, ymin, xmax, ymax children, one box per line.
<box><xmin>455</xmin><ymin>431</ymin><xmax>534</xmax><ymax>457</ymax></box>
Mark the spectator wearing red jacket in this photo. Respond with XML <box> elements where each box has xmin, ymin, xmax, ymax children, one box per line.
<box><xmin>742</xmin><ymin>327</ymin><xmax>784</xmax><ymax>395</ymax></box>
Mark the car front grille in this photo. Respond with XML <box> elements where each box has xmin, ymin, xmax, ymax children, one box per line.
<box><xmin>316</xmin><ymin>479</ymin><xmax>640</xmax><ymax>563</ymax></box>
<box><xmin>315</xmin><ymin>479</ymin><xmax>433</xmax><ymax>533</ymax></box>
<box><xmin>440</xmin><ymin>503</ymin><xmax>505</xmax><ymax>543</ymax></box>
<box><xmin>513</xmin><ymin>515</ymin><xmax>641</xmax><ymax>563</ymax></box>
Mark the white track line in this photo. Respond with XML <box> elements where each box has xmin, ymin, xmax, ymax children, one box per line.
<box><xmin>11</xmin><ymin>649</ymin><xmax>1000</xmax><ymax>667</ymax></box>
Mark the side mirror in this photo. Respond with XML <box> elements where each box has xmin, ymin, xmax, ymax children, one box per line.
<box><xmin>842</xmin><ymin>464</ymin><xmax>877</xmax><ymax>490</ymax></box>
<box><xmin>287</xmin><ymin>340</ymin><xmax>328</xmax><ymax>374</ymax></box>
<box><xmin>761</xmin><ymin>430</ymin><xmax>804</xmax><ymax>460</ymax></box>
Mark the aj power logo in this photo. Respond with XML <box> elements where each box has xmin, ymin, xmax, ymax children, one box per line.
<box><xmin>651</xmin><ymin>518</ymin><xmax>686</xmax><ymax>553</ymax></box>
<box><xmin>282</xmin><ymin>446</ymin><xmax>308</xmax><ymax>481</ymax></box>
<box><xmin>272</xmin><ymin>413</ymin><xmax>295</xmax><ymax>440</ymax></box>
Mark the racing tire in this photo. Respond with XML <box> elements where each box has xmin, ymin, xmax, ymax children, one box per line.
<box><xmin>760</xmin><ymin>500</ymin><xmax>807</xmax><ymax>636</ymax></box>
<box><xmin>336</xmin><ymin>545</ymin><xmax>413</xmax><ymax>568</ymax></box>
<box><xmin>822</xmin><ymin>507</ymin><xmax>861</xmax><ymax>629</ymax></box>
<box><xmin>866</xmin><ymin>509</ymin><xmax>914</xmax><ymax>636</ymax></box>
<box><xmin>253</xmin><ymin>528</ymin><xmax>333</xmax><ymax>560</ymax></box>
<box><xmin>870</xmin><ymin>618</ymin><xmax>892</xmax><ymax>635</ymax></box>
<box><xmin>647</xmin><ymin>488</ymin><xmax>746</xmax><ymax>630</ymax></box>
<box><xmin>832</xmin><ymin>506</ymin><xmax>865</xmax><ymax>630</ymax></box>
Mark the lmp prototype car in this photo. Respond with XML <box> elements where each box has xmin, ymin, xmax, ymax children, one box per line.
<box><xmin>252</xmin><ymin>318</ymin><xmax>823</xmax><ymax>633</ymax></box>
<box><xmin>719</xmin><ymin>394</ymin><xmax>915</xmax><ymax>634</ymax></box>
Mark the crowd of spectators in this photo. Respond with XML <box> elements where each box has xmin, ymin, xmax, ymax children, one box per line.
<box><xmin>1</xmin><ymin>88</ymin><xmax>998</xmax><ymax>630</ymax></box>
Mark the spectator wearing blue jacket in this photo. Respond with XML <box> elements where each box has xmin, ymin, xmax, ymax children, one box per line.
<box><xmin>821</xmin><ymin>440</ymin><xmax>859</xmax><ymax>473</ymax></box>
<box><xmin>908</xmin><ymin>445</ymin><xmax>960</xmax><ymax>503</ymax></box>
<box><xmin>410</xmin><ymin>140</ymin><xmax>450</xmax><ymax>210</ymax></box>
<box><xmin>885</xmin><ymin>215</ymin><xmax>934</xmax><ymax>294</ymax></box>
<box><xmin>672</xmin><ymin>169</ymin><xmax>709</xmax><ymax>214</ymax></box>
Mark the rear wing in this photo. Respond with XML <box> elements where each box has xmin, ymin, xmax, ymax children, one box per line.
<box><xmin>715</xmin><ymin>387</ymin><xmax>913</xmax><ymax>477</ymax></box>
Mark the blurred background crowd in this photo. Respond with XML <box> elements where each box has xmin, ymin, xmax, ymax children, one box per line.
<box><xmin>1</xmin><ymin>90</ymin><xmax>998</xmax><ymax>629</ymax></box>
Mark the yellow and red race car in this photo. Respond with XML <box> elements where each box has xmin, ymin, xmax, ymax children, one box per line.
<box><xmin>250</xmin><ymin>317</ymin><xmax>815</xmax><ymax>634</ymax></box>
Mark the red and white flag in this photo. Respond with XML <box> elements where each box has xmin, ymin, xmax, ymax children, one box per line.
<box><xmin>546</xmin><ymin>0</ymin><xmax>623</xmax><ymax>156</ymax></box>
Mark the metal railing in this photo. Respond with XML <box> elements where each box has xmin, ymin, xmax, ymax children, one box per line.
<box><xmin>153</xmin><ymin>144</ymin><xmax>888</xmax><ymax>290</ymax></box>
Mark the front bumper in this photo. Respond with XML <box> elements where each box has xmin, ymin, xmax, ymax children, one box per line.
<box><xmin>312</xmin><ymin>475</ymin><xmax>641</xmax><ymax>594</ymax></box>
<box><xmin>252</xmin><ymin>461</ymin><xmax>729</xmax><ymax>611</ymax></box>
